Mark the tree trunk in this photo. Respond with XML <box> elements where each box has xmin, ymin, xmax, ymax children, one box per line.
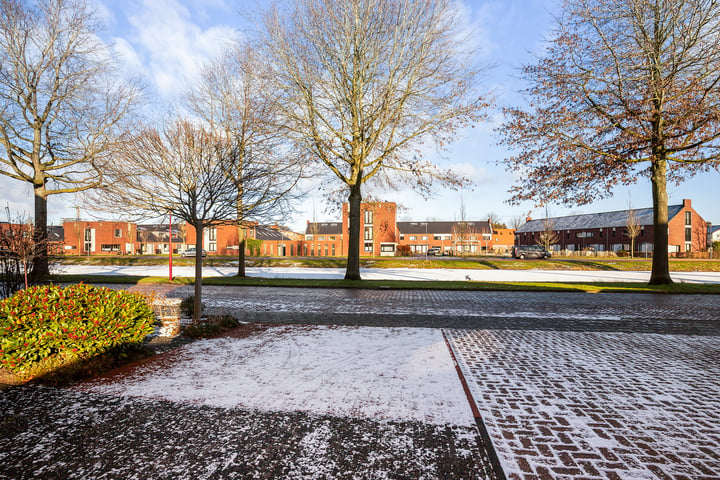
<box><xmin>33</xmin><ymin>184</ymin><xmax>49</xmax><ymax>277</ymax></box>
<box><xmin>649</xmin><ymin>157</ymin><xmax>672</xmax><ymax>285</ymax></box>
<box><xmin>344</xmin><ymin>181</ymin><xmax>362</xmax><ymax>280</ymax></box>
<box><xmin>194</xmin><ymin>222</ymin><xmax>204</xmax><ymax>320</ymax></box>
<box><xmin>237</xmin><ymin>224</ymin><xmax>246</xmax><ymax>277</ymax></box>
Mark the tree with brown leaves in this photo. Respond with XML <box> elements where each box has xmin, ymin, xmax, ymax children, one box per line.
<box><xmin>261</xmin><ymin>0</ymin><xmax>490</xmax><ymax>279</ymax></box>
<box><xmin>500</xmin><ymin>0</ymin><xmax>720</xmax><ymax>284</ymax></box>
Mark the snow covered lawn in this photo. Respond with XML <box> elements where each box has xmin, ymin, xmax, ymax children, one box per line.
<box><xmin>77</xmin><ymin>325</ymin><xmax>475</xmax><ymax>427</ymax></box>
<box><xmin>2</xmin><ymin>325</ymin><xmax>497</xmax><ymax>479</ymax></box>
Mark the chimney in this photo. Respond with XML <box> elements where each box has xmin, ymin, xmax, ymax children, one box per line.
<box><xmin>526</xmin><ymin>216</ymin><xmax>532</xmax><ymax>222</ymax></box>
<box><xmin>683</xmin><ymin>199</ymin><xmax>691</xmax><ymax>208</ymax></box>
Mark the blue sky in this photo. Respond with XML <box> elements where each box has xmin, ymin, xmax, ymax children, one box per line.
<box><xmin>4</xmin><ymin>0</ymin><xmax>718</xmax><ymax>230</ymax></box>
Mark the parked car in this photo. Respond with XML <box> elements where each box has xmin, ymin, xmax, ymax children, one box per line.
<box><xmin>181</xmin><ymin>247</ymin><xmax>207</xmax><ymax>258</ymax></box>
<box><xmin>427</xmin><ymin>247</ymin><xmax>442</xmax><ymax>256</ymax></box>
<box><xmin>513</xmin><ymin>245</ymin><xmax>551</xmax><ymax>259</ymax></box>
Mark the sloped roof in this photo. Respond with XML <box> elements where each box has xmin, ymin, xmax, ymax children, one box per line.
<box><xmin>516</xmin><ymin>205</ymin><xmax>684</xmax><ymax>233</ymax></box>
<box><xmin>397</xmin><ymin>221</ymin><xmax>492</xmax><ymax>235</ymax></box>
<box><xmin>48</xmin><ymin>225</ymin><xmax>64</xmax><ymax>242</ymax></box>
<box><xmin>137</xmin><ymin>223</ymin><xmax>184</xmax><ymax>243</ymax></box>
<box><xmin>255</xmin><ymin>225</ymin><xmax>294</xmax><ymax>241</ymax></box>
<box><xmin>305</xmin><ymin>222</ymin><xmax>342</xmax><ymax>235</ymax></box>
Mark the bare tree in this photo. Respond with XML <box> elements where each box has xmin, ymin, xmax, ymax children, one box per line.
<box><xmin>536</xmin><ymin>219</ymin><xmax>559</xmax><ymax>253</ymax></box>
<box><xmin>261</xmin><ymin>0</ymin><xmax>489</xmax><ymax>279</ymax></box>
<box><xmin>510</xmin><ymin>214</ymin><xmax>528</xmax><ymax>231</ymax></box>
<box><xmin>499</xmin><ymin>0</ymin><xmax>720</xmax><ymax>284</ymax></box>
<box><xmin>0</xmin><ymin>0</ymin><xmax>141</xmax><ymax>275</ymax></box>
<box><xmin>624</xmin><ymin>208</ymin><xmax>641</xmax><ymax>258</ymax></box>
<box><xmin>486</xmin><ymin>212</ymin><xmax>507</xmax><ymax>229</ymax></box>
<box><xmin>0</xmin><ymin>212</ymin><xmax>42</xmax><ymax>296</ymax></box>
<box><xmin>88</xmin><ymin>120</ymin><xmax>238</xmax><ymax>320</ymax></box>
<box><xmin>187</xmin><ymin>42</ymin><xmax>303</xmax><ymax>276</ymax></box>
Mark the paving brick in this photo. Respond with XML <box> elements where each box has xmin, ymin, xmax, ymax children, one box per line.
<box><xmin>447</xmin><ymin>329</ymin><xmax>720</xmax><ymax>480</ymax></box>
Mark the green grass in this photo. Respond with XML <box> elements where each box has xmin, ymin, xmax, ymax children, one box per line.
<box><xmin>55</xmin><ymin>255</ymin><xmax>720</xmax><ymax>271</ymax></box>
<box><xmin>48</xmin><ymin>273</ymin><xmax>720</xmax><ymax>295</ymax></box>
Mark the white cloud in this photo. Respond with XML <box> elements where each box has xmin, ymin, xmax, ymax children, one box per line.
<box><xmin>111</xmin><ymin>37</ymin><xmax>145</xmax><ymax>76</ymax></box>
<box><xmin>120</xmin><ymin>0</ymin><xmax>238</xmax><ymax>99</ymax></box>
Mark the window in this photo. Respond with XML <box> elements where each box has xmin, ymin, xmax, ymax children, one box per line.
<box><xmin>305</xmin><ymin>234</ymin><xmax>314</xmax><ymax>240</ymax></box>
<box><xmin>324</xmin><ymin>245</ymin><xmax>328</xmax><ymax>256</ymax></box>
<box><xmin>409</xmin><ymin>235</ymin><xmax>416</xmax><ymax>241</ymax></box>
<box><xmin>329</xmin><ymin>236</ymin><xmax>336</xmax><ymax>241</ymax></box>
<box><xmin>364</xmin><ymin>226</ymin><xmax>373</xmax><ymax>240</ymax></box>
<box><xmin>421</xmin><ymin>235</ymin><xmax>427</xmax><ymax>241</ymax></box>
<box><xmin>101</xmin><ymin>244</ymin><xmax>120</xmax><ymax>251</ymax></box>
<box><xmin>380</xmin><ymin>244</ymin><xmax>395</xmax><ymax>252</ymax></box>
<box><xmin>318</xmin><ymin>236</ymin><xmax>325</xmax><ymax>241</ymax></box>
<box><xmin>208</xmin><ymin>228</ymin><xmax>217</xmax><ymax>241</ymax></box>
<box><xmin>399</xmin><ymin>234</ymin><xmax>405</xmax><ymax>240</ymax></box>
<box><xmin>434</xmin><ymin>235</ymin><xmax>442</xmax><ymax>240</ymax></box>
<box><xmin>685</xmin><ymin>211</ymin><xmax>692</xmax><ymax>226</ymax></box>
<box><xmin>364</xmin><ymin>242</ymin><xmax>373</xmax><ymax>252</ymax></box>
<box><xmin>685</xmin><ymin>227</ymin><xmax>692</xmax><ymax>242</ymax></box>
<box><xmin>114</xmin><ymin>228</ymin><xmax>121</xmax><ymax>238</ymax></box>
<box><xmin>364</xmin><ymin>210</ymin><xmax>373</xmax><ymax>224</ymax></box>
<box><xmin>332</xmin><ymin>244</ymin><xmax>335</xmax><ymax>256</ymax></box>
<box><xmin>443</xmin><ymin>235</ymin><xmax>451</xmax><ymax>241</ymax></box>
<box><xmin>84</xmin><ymin>228</ymin><xmax>93</xmax><ymax>252</ymax></box>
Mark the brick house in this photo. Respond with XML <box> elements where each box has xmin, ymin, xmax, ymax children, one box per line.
<box><xmin>490</xmin><ymin>228</ymin><xmax>515</xmax><ymax>254</ymax></box>
<box><xmin>396</xmin><ymin>221</ymin><xmax>494</xmax><ymax>255</ymax></box>
<box><xmin>184</xmin><ymin>222</ymin><xmax>302</xmax><ymax>257</ymax></box>
<box><xmin>62</xmin><ymin>220</ymin><xmax>137</xmax><ymax>255</ymax></box>
<box><xmin>304</xmin><ymin>222</ymin><xmax>344</xmax><ymax>257</ymax></box>
<box><xmin>342</xmin><ymin>202</ymin><xmax>399</xmax><ymax>257</ymax></box>
<box><xmin>515</xmin><ymin>199</ymin><xmax>707</xmax><ymax>255</ymax></box>
<box><xmin>136</xmin><ymin>223</ymin><xmax>185</xmax><ymax>255</ymax></box>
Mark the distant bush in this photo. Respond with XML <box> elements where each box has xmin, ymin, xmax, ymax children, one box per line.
<box><xmin>0</xmin><ymin>283</ymin><xmax>156</xmax><ymax>374</ymax></box>
<box><xmin>396</xmin><ymin>245</ymin><xmax>412</xmax><ymax>256</ymax></box>
<box><xmin>179</xmin><ymin>295</ymin><xmax>205</xmax><ymax>317</ymax></box>
<box><xmin>182</xmin><ymin>315</ymin><xmax>239</xmax><ymax>338</ymax></box>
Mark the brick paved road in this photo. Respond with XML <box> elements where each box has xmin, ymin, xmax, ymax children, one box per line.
<box><xmin>446</xmin><ymin>330</ymin><xmax>720</xmax><ymax>480</ymax></box>
<box><xmin>136</xmin><ymin>285</ymin><xmax>720</xmax><ymax>335</ymax></box>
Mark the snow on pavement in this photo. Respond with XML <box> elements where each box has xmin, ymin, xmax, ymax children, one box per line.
<box><xmin>54</xmin><ymin>264</ymin><xmax>720</xmax><ymax>283</ymax></box>
<box><xmin>76</xmin><ymin>325</ymin><xmax>476</xmax><ymax>427</ymax></box>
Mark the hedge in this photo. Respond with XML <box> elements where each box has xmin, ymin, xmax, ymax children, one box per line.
<box><xmin>0</xmin><ymin>283</ymin><xmax>156</xmax><ymax>374</ymax></box>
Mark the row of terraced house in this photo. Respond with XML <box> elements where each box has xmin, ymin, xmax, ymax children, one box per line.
<box><xmin>12</xmin><ymin>198</ymin><xmax>709</xmax><ymax>258</ymax></box>
<box><xmin>55</xmin><ymin>202</ymin><xmax>514</xmax><ymax>257</ymax></box>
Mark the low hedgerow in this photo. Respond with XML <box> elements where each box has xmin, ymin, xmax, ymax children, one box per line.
<box><xmin>0</xmin><ymin>283</ymin><xmax>157</xmax><ymax>375</ymax></box>
<box><xmin>182</xmin><ymin>315</ymin><xmax>240</xmax><ymax>338</ymax></box>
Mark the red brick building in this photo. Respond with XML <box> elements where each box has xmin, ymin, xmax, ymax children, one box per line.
<box><xmin>515</xmin><ymin>199</ymin><xmax>707</xmax><ymax>255</ymax></box>
<box><xmin>185</xmin><ymin>223</ymin><xmax>302</xmax><ymax>257</ymax></box>
<box><xmin>62</xmin><ymin>220</ymin><xmax>137</xmax><ymax>255</ymax></box>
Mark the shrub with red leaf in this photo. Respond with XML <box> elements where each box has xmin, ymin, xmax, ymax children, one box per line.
<box><xmin>0</xmin><ymin>283</ymin><xmax>156</xmax><ymax>374</ymax></box>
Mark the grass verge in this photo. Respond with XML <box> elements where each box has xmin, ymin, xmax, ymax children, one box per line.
<box><xmin>48</xmin><ymin>274</ymin><xmax>720</xmax><ymax>294</ymax></box>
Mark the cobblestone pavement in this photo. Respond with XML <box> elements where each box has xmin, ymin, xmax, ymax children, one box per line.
<box><xmin>446</xmin><ymin>330</ymin><xmax>720</xmax><ymax>480</ymax></box>
<box><xmin>129</xmin><ymin>285</ymin><xmax>720</xmax><ymax>335</ymax></box>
